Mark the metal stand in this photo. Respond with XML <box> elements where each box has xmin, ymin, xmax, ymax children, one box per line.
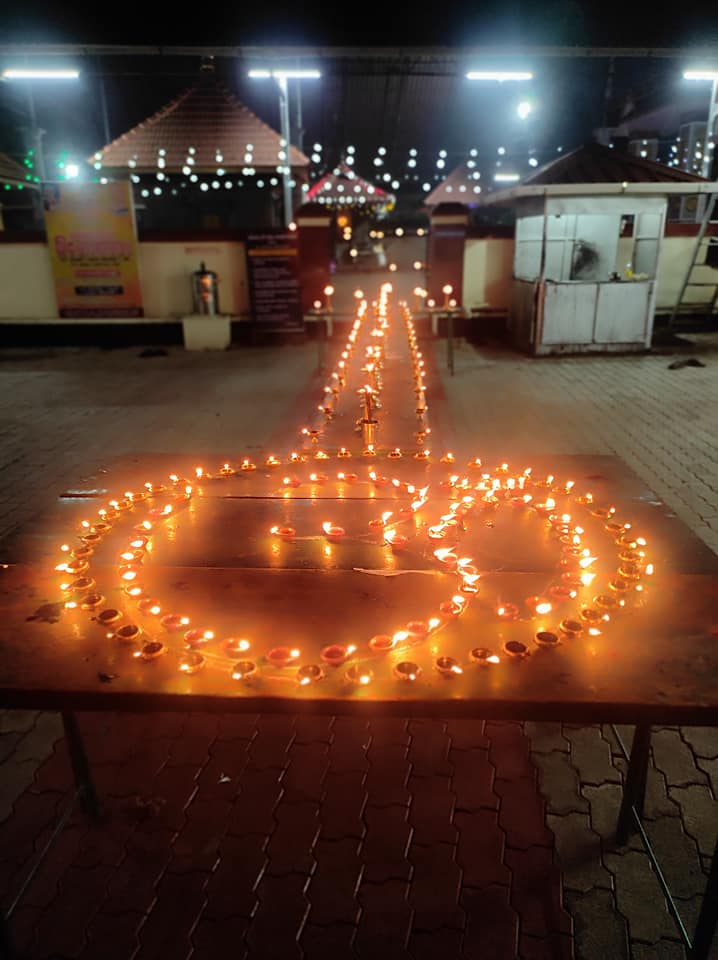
<box><xmin>612</xmin><ymin>723</ymin><xmax>718</xmax><ymax>959</ymax></box>
<box><xmin>62</xmin><ymin>711</ymin><xmax>101</xmax><ymax>820</ymax></box>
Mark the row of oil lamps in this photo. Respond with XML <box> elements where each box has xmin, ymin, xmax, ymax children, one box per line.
<box><xmin>53</xmin><ymin>287</ymin><xmax>654</xmax><ymax>690</ymax></box>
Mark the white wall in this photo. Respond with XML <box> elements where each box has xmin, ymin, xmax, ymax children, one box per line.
<box><xmin>463</xmin><ymin>238</ymin><xmax>513</xmax><ymax>312</ymax></box>
<box><xmin>0</xmin><ymin>240</ymin><xmax>250</xmax><ymax>319</ymax></box>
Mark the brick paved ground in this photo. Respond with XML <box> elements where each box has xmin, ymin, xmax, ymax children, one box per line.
<box><xmin>1</xmin><ymin>332</ymin><xmax>718</xmax><ymax>959</ymax></box>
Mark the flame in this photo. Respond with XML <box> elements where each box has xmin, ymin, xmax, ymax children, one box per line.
<box><xmin>579</xmin><ymin>556</ymin><xmax>597</xmax><ymax>569</ymax></box>
<box><xmin>120</xmin><ymin>552</ymin><xmax>135</xmax><ymax>561</ymax></box>
<box><xmin>456</xmin><ymin>557</ymin><xmax>473</xmax><ymax>568</ymax></box>
<box><xmin>451</xmin><ymin>665</ymin><xmax>463</xmax><ymax>675</ymax></box>
<box><xmin>434</xmin><ymin>548</ymin><xmax>456</xmax><ymax>562</ymax></box>
<box><xmin>451</xmin><ymin>595</ymin><xmax>467</xmax><ymax>608</ymax></box>
<box><xmin>392</xmin><ymin>479</ymin><xmax>401</xmax><ymax>488</ymax></box>
<box><xmin>588</xmin><ymin>627</ymin><xmax>601</xmax><ymax>636</ymax></box>
<box><xmin>384</xmin><ymin>530</ymin><xmax>398</xmax><ymax>544</ymax></box>
<box><xmin>545</xmin><ymin>498</ymin><xmax>556</xmax><ymax>510</ymax></box>
<box><xmin>185</xmin><ymin>486</ymin><xmax>192</xmax><ymax>497</ymax></box>
<box><xmin>463</xmin><ymin>574</ymin><xmax>481</xmax><ymax>585</ymax></box>
<box><xmin>487</xmin><ymin>655</ymin><xmax>501</xmax><ymax>664</ymax></box>
<box><xmin>195</xmin><ymin>467</ymin><xmax>203</xmax><ymax>479</ymax></box>
<box><xmin>645</xmin><ymin>563</ymin><xmax>654</xmax><ymax>575</ymax></box>
<box><xmin>65</xmin><ymin>601</ymin><xmax>77</xmax><ymax>609</ymax></box>
<box><xmin>61</xmin><ymin>544</ymin><xmax>70</xmax><ymax>553</ymax></box>
<box><xmin>55</xmin><ymin>562</ymin><xmax>69</xmax><ymax>572</ymax></box>
<box><xmin>169</xmin><ymin>475</ymin><xmax>179</xmax><ymax>484</ymax></box>
<box><xmin>150</xmin><ymin>605</ymin><xmax>161</xmax><ymax>616</ymax></box>
<box><xmin>290</xmin><ymin>648</ymin><xmax>300</xmax><ymax>658</ymax></box>
<box><xmin>381</xmin><ymin>511</ymin><xmax>393</xmax><ymax>524</ymax></box>
<box><xmin>163</xmin><ymin>505</ymin><xmax>173</xmax><ymax>515</ymax></box>
<box><xmin>523</xmin><ymin>494</ymin><xmax>533</xmax><ymax>503</ymax></box>
<box><xmin>300</xmin><ymin>677</ymin><xmax>312</xmax><ymax>686</ymax></box>
<box><xmin>428</xmin><ymin>618</ymin><xmax>441</xmax><ymax>631</ymax></box>
<box><xmin>122</xmin><ymin>571</ymin><xmax>137</xmax><ymax>581</ymax></box>
<box><xmin>580</xmin><ymin>572</ymin><xmax>596</xmax><ymax>586</ymax></box>
<box><xmin>142</xmin><ymin>521</ymin><xmax>152</xmax><ymax>530</ymax></box>
<box><xmin>535</xmin><ymin>601</ymin><xmax>552</xmax><ymax>615</ymax></box>
<box><xmin>359</xmin><ymin>675</ymin><xmax>371</xmax><ymax>685</ymax></box>
<box><xmin>393</xmin><ymin>630</ymin><xmax>409</xmax><ymax>645</ymax></box>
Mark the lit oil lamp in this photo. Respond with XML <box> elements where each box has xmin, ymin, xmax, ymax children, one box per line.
<box><xmin>369</xmin><ymin>511</ymin><xmax>393</xmax><ymax>530</ymax></box>
<box><xmin>267</xmin><ymin>646</ymin><xmax>300</xmax><ymax>668</ymax></box>
<box><xmin>369</xmin><ymin>634</ymin><xmax>395</xmax><ymax>653</ymax></box>
<box><xmin>550</xmin><ymin>584</ymin><xmax>576</xmax><ymax>602</ymax></box>
<box><xmin>369</xmin><ymin>472</ymin><xmax>389</xmax><ymax>487</ymax></box>
<box><xmin>394</xmin><ymin>661</ymin><xmax>421</xmax><ymax>681</ymax></box>
<box><xmin>270</xmin><ymin>525</ymin><xmax>296</xmax><ymax>541</ymax></box>
<box><xmin>297</xmin><ymin>664</ymin><xmax>324</xmax><ymax>685</ymax></box>
<box><xmin>497</xmin><ymin>603</ymin><xmax>520</xmax><ymax>620</ymax></box>
<box><xmin>439</xmin><ymin>595</ymin><xmax>466</xmax><ymax>618</ymax></box>
<box><xmin>308</xmin><ymin>473</ymin><xmax>328</xmax><ymax>485</ymax></box>
<box><xmin>435</xmin><ymin>656</ymin><xmax>463</xmax><ymax>677</ymax></box>
<box><xmin>114</xmin><ymin>624</ymin><xmax>141</xmax><ymax>643</ymax></box>
<box><xmin>184</xmin><ymin>628</ymin><xmax>214</xmax><ymax>647</ymax></box>
<box><xmin>470</xmin><ymin>647</ymin><xmax>500</xmax><ymax>665</ymax></box>
<box><xmin>434</xmin><ymin>547</ymin><xmax>457</xmax><ymax>568</ymax></box>
<box><xmin>337</xmin><ymin>447</ymin><xmax>352</xmax><ymax>459</ymax></box>
<box><xmin>241</xmin><ymin>459</ymin><xmax>257</xmax><ymax>472</ymax></box>
<box><xmin>560</xmin><ymin>619</ymin><xmax>583</xmax><ymax>638</ymax></box>
<box><xmin>503</xmin><ymin>640</ymin><xmax>529</xmax><ymax>659</ymax></box>
<box><xmin>161</xmin><ymin>613</ymin><xmax>190</xmax><ymax>632</ymax></box>
<box><xmin>232</xmin><ymin>660</ymin><xmax>257</xmax><ymax>681</ymax></box>
<box><xmin>594</xmin><ymin>594</ymin><xmax>618</xmax><ymax>611</ymax></box>
<box><xmin>385</xmin><ymin>529</ymin><xmax>408</xmax><ymax>551</ymax></box>
<box><xmin>179</xmin><ymin>651</ymin><xmax>205</xmax><ymax>675</ymax></box>
<box><xmin>138</xmin><ymin>640</ymin><xmax>165</xmax><ymax>661</ymax></box>
<box><xmin>322</xmin><ymin>521</ymin><xmax>345</xmax><ymax>542</ymax></box>
<box><xmin>346</xmin><ymin>665</ymin><xmax>373</xmax><ymax>686</ymax></box>
<box><xmin>534</xmin><ymin>630</ymin><xmax>560</xmax><ymax>647</ymax></box>
<box><xmin>283</xmin><ymin>476</ymin><xmax>301</xmax><ymax>489</ymax></box>
<box><xmin>80</xmin><ymin>594</ymin><xmax>104</xmax><ymax>610</ymax></box>
<box><xmin>525</xmin><ymin>597</ymin><xmax>552</xmax><ymax>615</ymax></box>
<box><xmin>97</xmin><ymin>608</ymin><xmax>121</xmax><ymax>625</ymax></box>
<box><xmin>388</xmin><ymin>448</ymin><xmax>402</xmax><ymax>460</ymax></box>
<box><xmin>406</xmin><ymin>620</ymin><xmax>428</xmax><ymax>638</ymax></box>
<box><xmin>66</xmin><ymin>576</ymin><xmax>96</xmax><ymax>594</ymax></box>
<box><xmin>321</xmin><ymin>644</ymin><xmax>356</xmax><ymax>667</ymax></box>
<box><xmin>265</xmin><ymin>455</ymin><xmax>281</xmax><ymax>468</ymax></box>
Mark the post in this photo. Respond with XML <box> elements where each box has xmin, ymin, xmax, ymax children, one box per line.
<box><xmin>277</xmin><ymin>76</ymin><xmax>293</xmax><ymax>228</ymax></box>
<box><xmin>702</xmin><ymin>78</ymin><xmax>718</xmax><ymax>180</ymax></box>
<box><xmin>447</xmin><ymin>310</ymin><xmax>455</xmax><ymax>376</ymax></box>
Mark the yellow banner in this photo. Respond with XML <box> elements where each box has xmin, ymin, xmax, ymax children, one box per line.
<box><xmin>43</xmin><ymin>181</ymin><xmax>143</xmax><ymax>317</ymax></box>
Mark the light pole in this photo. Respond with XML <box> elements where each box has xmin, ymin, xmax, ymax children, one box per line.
<box><xmin>683</xmin><ymin>70</ymin><xmax>718</xmax><ymax>179</ymax></box>
<box><xmin>249</xmin><ymin>69</ymin><xmax>320</xmax><ymax>228</ymax></box>
<box><xmin>1</xmin><ymin>68</ymin><xmax>80</xmax><ymax>184</ymax></box>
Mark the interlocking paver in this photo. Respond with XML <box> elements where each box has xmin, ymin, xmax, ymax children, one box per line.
<box><xmin>406</xmin><ymin>719</ymin><xmax>452</xmax><ymax>777</ymax></box>
<box><xmin>300</xmin><ymin>921</ymin><xmax>357</xmax><ymax>959</ymax></box>
<box><xmin>409</xmin><ymin>925</ymin><xmax>464</xmax><ymax>960</ymax></box>
<box><xmin>519</xmin><ymin>932</ymin><xmax>574</xmax><ymax>959</ymax></box>
<box><xmin>504</xmin><ymin>846</ymin><xmax>573</xmax><ymax>939</ymax></box>
<box><xmin>494</xmin><ymin>776</ymin><xmax>553</xmax><ymax>850</ymax></box>
<box><xmin>282</xmin><ymin>741</ymin><xmax>329</xmax><ymax>803</ymax></box>
<box><xmin>265</xmin><ymin>798</ymin><xmax>320</xmax><ymax>876</ymax></box>
<box><xmin>524</xmin><ymin>721</ymin><xmax>569</xmax><ymax>754</ymax></box>
<box><xmin>246</xmin><ymin>873</ymin><xmax>311</xmax><ymax>960</ymax></box>
<box><xmin>604</xmin><ymin>850</ymin><xmax>679</xmax><ymax>942</ymax></box>
<box><xmin>80</xmin><ymin>910</ymin><xmax>145</xmax><ymax>960</ymax></box>
<box><xmin>202</xmin><ymin>833</ymin><xmax>267</xmax><ymax>919</ymax></box>
<box><xmin>652</xmin><ymin>728</ymin><xmax>709</xmax><ymax>787</ymax></box>
<box><xmin>406</xmin><ymin>775</ymin><xmax>457</xmax><ymax>845</ymax></box>
<box><xmin>134</xmin><ymin>869</ymin><xmax>210</xmax><ymax>960</ymax></box>
<box><xmin>307</xmin><ymin>837</ymin><xmax>363</xmax><ymax>926</ymax></box>
<box><xmin>564</xmin><ymin>888</ymin><xmax>630</xmax><ymax>960</ymax></box>
<box><xmin>407</xmin><ymin>840</ymin><xmax>464</xmax><ymax>931</ymax></box>
<box><xmin>191</xmin><ymin>915</ymin><xmax>249</xmax><ymax>960</ymax></box>
<box><xmin>454</xmin><ymin>809</ymin><xmax>511</xmax><ymax>889</ymax></box>
<box><xmin>667</xmin><ymin>783</ymin><xmax>718</xmax><ymax>858</ymax></box>
<box><xmin>361</xmin><ymin>804</ymin><xmax>413</xmax><ymax>883</ymax></box>
<box><xmin>462</xmin><ymin>882</ymin><xmax>519</xmax><ymax>960</ymax></box>
<box><xmin>449</xmin><ymin>746</ymin><xmax>499</xmax><ymax>812</ymax></box>
<box><xmin>355</xmin><ymin>879</ymin><xmax>413</xmax><ymax>959</ymax></box>
<box><xmin>534</xmin><ymin>751</ymin><xmax>590</xmax><ymax>816</ymax></box>
<box><xmin>227</xmin><ymin>766</ymin><xmax>284</xmax><ymax>837</ymax></box>
<box><xmin>563</xmin><ymin>726</ymin><xmax>621</xmax><ymax>786</ymax></box>
<box><xmin>547</xmin><ymin>812</ymin><xmax>612</xmax><ymax>893</ymax></box>
<box><xmin>680</xmin><ymin>726</ymin><xmax>718</xmax><ymax>760</ymax></box>
<box><xmin>364</xmin><ymin>743</ymin><xmax>412</xmax><ymax>807</ymax></box>
<box><xmin>444</xmin><ymin>717</ymin><xmax>489</xmax><ymax>750</ymax></box>
<box><xmin>486</xmin><ymin>720</ymin><xmax>535</xmax><ymax>781</ymax></box>
<box><xmin>643</xmin><ymin>817</ymin><xmax>706</xmax><ymax>900</ymax></box>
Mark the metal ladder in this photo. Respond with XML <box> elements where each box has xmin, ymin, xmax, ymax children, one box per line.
<box><xmin>669</xmin><ymin>193</ymin><xmax>718</xmax><ymax>327</ymax></box>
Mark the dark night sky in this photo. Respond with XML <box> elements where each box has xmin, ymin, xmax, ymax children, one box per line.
<box><xmin>1</xmin><ymin>1</ymin><xmax>715</xmax><ymax>182</ymax></box>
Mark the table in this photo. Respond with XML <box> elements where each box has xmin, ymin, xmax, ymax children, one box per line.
<box><xmin>1</xmin><ymin>294</ymin><xmax>718</xmax><ymax>958</ymax></box>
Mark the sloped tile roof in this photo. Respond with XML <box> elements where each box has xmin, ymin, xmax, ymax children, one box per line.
<box><xmin>425</xmin><ymin>162</ymin><xmax>484</xmax><ymax>206</ymax></box>
<box><xmin>306</xmin><ymin>163</ymin><xmax>392</xmax><ymax>206</ymax></box>
<box><xmin>524</xmin><ymin>142</ymin><xmax>707</xmax><ymax>185</ymax></box>
<box><xmin>92</xmin><ymin>77</ymin><xmax>309</xmax><ymax>174</ymax></box>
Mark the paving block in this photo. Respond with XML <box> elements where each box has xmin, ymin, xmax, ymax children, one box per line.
<box><xmin>630</xmin><ymin>940</ymin><xmax>687</xmax><ymax>960</ymax></box>
<box><xmin>667</xmin><ymin>783</ymin><xmax>718</xmax><ymax>858</ymax></box>
<box><xmin>215</xmin><ymin>713</ymin><xmax>259</xmax><ymax>742</ymax></box>
<box><xmin>306</xmin><ymin>837</ymin><xmax>363</xmax><ymax>926</ymax></box>
<box><xmin>643</xmin><ymin>817</ymin><xmax>705</xmax><ymax>900</ymax></box>
<box><xmin>318</xmin><ymin>770</ymin><xmax>367</xmax><ymax>841</ymax></box>
<box><xmin>462</xmin><ymin>882</ymin><xmax>519</xmax><ymax>960</ymax></box>
<box><xmin>487</xmin><ymin>721</ymin><xmax>535</xmax><ymax>782</ymax></box>
<box><xmin>406</xmin><ymin>775</ymin><xmax>458</xmax><ymax>845</ymax></box>
<box><xmin>454</xmin><ymin>809</ymin><xmax>511</xmax><ymax>889</ymax></box>
<box><xmin>293</xmin><ymin>715</ymin><xmax>334</xmax><ymax>745</ymax></box>
<box><xmin>133</xmin><ymin>869</ymin><xmax>210</xmax><ymax>960</ymax></box>
<box><xmin>564</xmin><ymin>888</ymin><xmax>629</xmax><ymax>960</ymax></box>
<box><xmin>534</xmin><ymin>751</ymin><xmax>589</xmax><ymax>816</ymax></box>
<box><xmin>361</xmin><ymin>804</ymin><xmax>414</xmax><ymax>883</ymax></box>
<box><xmin>449</xmin><ymin>746</ymin><xmax>498</xmax><ymax>812</ymax></box>
<box><xmin>191</xmin><ymin>915</ymin><xmax>249</xmax><ymax>960</ymax></box>
<box><xmin>494</xmin><ymin>777</ymin><xmax>553</xmax><ymax>850</ymax></box>
<box><xmin>547</xmin><ymin>812</ymin><xmax>612</xmax><ymax>893</ymax></box>
<box><xmin>563</xmin><ymin>726</ymin><xmax>621</xmax><ymax>786</ymax></box>
<box><xmin>34</xmin><ymin>863</ymin><xmax>113</xmax><ymax>958</ymax></box>
<box><xmin>203</xmin><ymin>833</ymin><xmax>267</xmax><ymax>919</ymax></box>
<box><xmin>246</xmin><ymin>717</ymin><xmax>296</xmax><ymax>771</ymax></box>
<box><xmin>504</xmin><ymin>846</ymin><xmax>573</xmax><ymax>938</ymax></box>
<box><xmin>170</xmin><ymin>797</ymin><xmax>231</xmax><ymax>873</ymax></box>
<box><xmin>519</xmin><ymin>931</ymin><xmax>574</xmax><ymax>959</ymax></box>
<box><xmin>300</xmin><ymin>921</ymin><xmax>357</xmax><ymax>959</ymax></box>
<box><xmin>652</xmin><ymin>729</ymin><xmax>708</xmax><ymax>787</ymax></box>
<box><xmin>696</xmin><ymin>757</ymin><xmax>718</xmax><ymax>798</ymax></box>
<box><xmin>80</xmin><ymin>910</ymin><xmax>145</xmax><ymax>960</ymax></box>
<box><xmin>0</xmin><ymin>710</ymin><xmax>40</xmax><ymax>735</ymax></box>
<box><xmin>408</xmin><ymin>925</ymin><xmax>464</xmax><ymax>960</ymax></box>
<box><xmin>582</xmin><ymin>783</ymin><xmax>642</xmax><ymax>852</ymax></box>
<box><xmin>0</xmin><ymin>732</ymin><xmax>22</xmax><ymax>765</ymax></box>
<box><xmin>282</xmin><ymin>741</ymin><xmax>329</xmax><ymax>803</ymax></box>
<box><xmin>227</xmin><ymin>766</ymin><xmax>284</xmax><ymax>837</ymax></box>
<box><xmin>603</xmin><ymin>850</ymin><xmax>680</xmax><ymax>942</ymax></box>
<box><xmin>407</xmin><ymin>719</ymin><xmax>452</xmax><ymax>777</ymax></box>
<box><xmin>326</xmin><ymin>718</ymin><xmax>371</xmax><ymax>774</ymax></box>
<box><xmin>642</xmin><ymin>764</ymin><xmax>681</xmax><ymax>820</ymax></box>
<box><xmin>355</xmin><ymin>879</ymin><xmax>413</xmax><ymax>958</ymax></box>
<box><xmin>368</xmin><ymin>717</ymin><xmax>410</xmax><ymax>748</ymax></box>
<box><xmin>265</xmin><ymin>798</ymin><xmax>320</xmax><ymax>876</ymax></box>
<box><xmin>680</xmin><ymin>727</ymin><xmax>718</xmax><ymax>761</ymax></box>
<box><xmin>526</xmin><ymin>722</ymin><xmax>569</xmax><ymax>754</ymax></box>
<box><xmin>407</xmin><ymin>840</ymin><xmax>464</xmax><ymax>931</ymax></box>
<box><xmin>444</xmin><ymin>717</ymin><xmax>489</xmax><ymax>751</ymax></box>
<box><xmin>103</xmin><ymin>826</ymin><xmax>175</xmax><ymax>915</ymax></box>
<box><xmin>364</xmin><ymin>743</ymin><xmax>412</xmax><ymax>807</ymax></box>
<box><xmin>195</xmin><ymin>737</ymin><xmax>250</xmax><ymax>800</ymax></box>
<box><xmin>246</xmin><ymin>873</ymin><xmax>310</xmax><ymax>960</ymax></box>
<box><xmin>143</xmin><ymin>763</ymin><xmax>200</xmax><ymax>832</ymax></box>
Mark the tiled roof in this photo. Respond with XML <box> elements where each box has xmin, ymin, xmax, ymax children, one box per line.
<box><xmin>425</xmin><ymin>163</ymin><xmax>484</xmax><ymax>206</ymax></box>
<box><xmin>0</xmin><ymin>152</ymin><xmax>34</xmax><ymax>187</ymax></box>
<box><xmin>306</xmin><ymin>163</ymin><xmax>392</xmax><ymax>205</ymax></box>
<box><xmin>524</xmin><ymin>142</ymin><xmax>707</xmax><ymax>184</ymax></box>
<box><xmin>92</xmin><ymin>77</ymin><xmax>309</xmax><ymax>174</ymax></box>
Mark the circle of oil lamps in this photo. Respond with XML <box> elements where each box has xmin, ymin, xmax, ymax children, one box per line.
<box><xmin>394</xmin><ymin>661</ymin><xmax>421</xmax><ymax>681</ymax></box>
<box><xmin>179</xmin><ymin>651</ymin><xmax>205</xmax><ymax>675</ymax></box>
<box><xmin>503</xmin><ymin>639</ymin><xmax>529</xmax><ymax>659</ymax></box>
<box><xmin>161</xmin><ymin>613</ymin><xmax>190</xmax><ymax>632</ymax></box>
<box><xmin>232</xmin><ymin>660</ymin><xmax>257</xmax><ymax>681</ymax></box>
<box><xmin>435</xmin><ymin>656</ymin><xmax>463</xmax><ymax>677</ymax></box>
<box><xmin>559</xmin><ymin>619</ymin><xmax>583</xmax><ymax>638</ymax></box>
<box><xmin>97</xmin><ymin>608</ymin><xmax>122</xmax><ymax>625</ymax></box>
<box><xmin>114</xmin><ymin>624</ymin><xmax>141</xmax><ymax>643</ymax></box>
<box><xmin>139</xmin><ymin>640</ymin><xmax>165</xmax><ymax>661</ymax></box>
<box><xmin>470</xmin><ymin>647</ymin><xmax>500</xmax><ymax>665</ymax></box>
<box><xmin>297</xmin><ymin>664</ymin><xmax>324</xmax><ymax>685</ymax></box>
<box><xmin>80</xmin><ymin>593</ymin><xmax>104</xmax><ymax>610</ymax></box>
<box><xmin>346</xmin><ymin>664</ymin><xmax>373</xmax><ymax>686</ymax></box>
<box><xmin>534</xmin><ymin>630</ymin><xmax>560</xmax><ymax>647</ymax></box>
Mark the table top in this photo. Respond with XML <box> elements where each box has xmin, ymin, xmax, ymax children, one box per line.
<box><xmin>1</xmin><ymin>451</ymin><xmax>717</xmax><ymax>724</ymax></box>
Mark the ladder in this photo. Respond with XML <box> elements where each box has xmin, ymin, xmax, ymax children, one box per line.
<box><xmin>669</xmin><ymin>193</ymin><xmax>718</xmax><ymax>327</ymax></box>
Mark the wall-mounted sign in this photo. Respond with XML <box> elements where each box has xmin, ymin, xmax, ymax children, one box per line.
<box><xmin>246</xmin><ymin>232</ymin><xmax>303</xmax><ymax>330</ymax></box>
<box><xmin>43</xmin><ymin>181</ymin><xmax>143</xmax><ymax>318</ymax></box>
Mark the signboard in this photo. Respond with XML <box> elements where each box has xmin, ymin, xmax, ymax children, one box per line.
<box><xmin>246</xmin><ymin>232</ymin><xmax>303</xmax><ymax>330</ymax></box>
<box><xmin>43</xmin><ymin>181</ymin><xmax>143</xmax><ymax>318</ymax></box>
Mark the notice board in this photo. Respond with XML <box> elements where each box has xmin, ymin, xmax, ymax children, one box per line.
<box><xmin>43</xmin><ymin>181</ymin><xmax>143</xmax><ymax>318</ymax></box>
<box><xmin>246</xmin><ymin>232</ymin><xmax>303</xmax><ymax>330</ymax></box>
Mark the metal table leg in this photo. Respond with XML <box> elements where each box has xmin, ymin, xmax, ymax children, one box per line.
<box><xmin>62</xmin><ymin>711</ymin><xmax>102</xmax><ymax>821</ymax></box>
<box><xmin>616</xmin><ymin>722</ymin><xmax>651</xmax><ymax>844</ymax></box>
<box><xmin>0</xmin><ymin>913</ymin><xmax>15</xmax><ymax>960</ymax></box>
